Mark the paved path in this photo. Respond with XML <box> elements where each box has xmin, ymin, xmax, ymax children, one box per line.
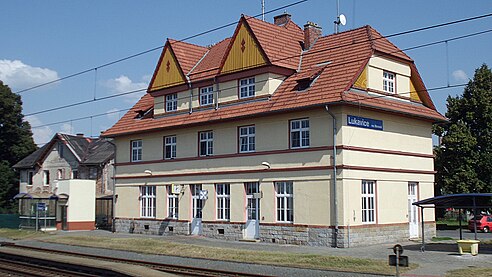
<box><xmin>4</xmin><ymin>230</ymin><xmax>492</xmax><ymax>276</ymax></box>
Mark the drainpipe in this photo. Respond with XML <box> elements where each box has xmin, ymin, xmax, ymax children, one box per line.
<box><xmin>188</xmin><ymin>79</ymin><xmax>193</xmax><ymax>114</ymax></box>
<box><xmin>325</xmin><ymin>105</ymin><xmax>338</xmax><ymax>247</ymax></box>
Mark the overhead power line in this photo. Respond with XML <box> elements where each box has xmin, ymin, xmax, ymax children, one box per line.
<box><xmin>15</xmin><ymin>0</ymin><xmax>310</xmax><ymax>95</ymax></box>
<box><xmin>24</xmin><ymin>26</ymin><xmax>492</xmax><ymax>117</ymax></box>
<box><xmin>15</xmin><ymin>7</ymin><xmax>492</xmax><ymax>95</ymax></box>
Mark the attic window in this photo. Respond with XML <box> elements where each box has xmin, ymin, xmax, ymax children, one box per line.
<box><xmin>297</xmin><ymin>78</ymin><xmax>312</xmax><ymax>91</ymax></box>
<box><xmin>135</xmin><ymin>108</ymin><xmax>153</xmax><ymax>119</ymax></box>
<box><xmin>296</xmin><ymin>73</ymin><xmax>320</xmax><ymax>91</ymax></box>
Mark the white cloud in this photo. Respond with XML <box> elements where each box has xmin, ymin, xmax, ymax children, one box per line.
<box><xmin>0</xmin><ymin>59</ymin><xmax>59</xmax><ymax>90</ymax></box>
<box><xmin>452</xmin><ymin>70</ymin><xmax>469</xmax><ymax>82</ymax></box>
<box><xmin>25</xmin><ymin>116</ymin><xmax>54</xmax><ymax>145</ymax></box>
<box><xmin>105</xmin><ymin>75</ymin><xmax>147</xmax><ymax>103</ymax></box>
<box><xmin>60</xmin><ymin>123</ymin><xmax>75</xmax><ymax>135</ymax></box>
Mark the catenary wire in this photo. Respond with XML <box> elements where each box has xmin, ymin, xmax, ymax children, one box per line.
<box><xmin>25</xmin><ymin>27</ymin><xmax>492</xmax><ymax>117</ymax></box>
<box><xmin>15</xmin><ymin>0</ymin><xmax>310</xmax><ymax>94</ymax></box>
<box><xmin>15</xmin><ymin>8</ymin><xmax>492</xmax><ymax>95</ymax></box>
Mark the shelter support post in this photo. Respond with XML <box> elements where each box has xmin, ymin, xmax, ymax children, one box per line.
<box><xmin>421</xmin><ymin>207</ymin><xmax>425</xmax><ymax>252</ymax></box>
<box><xmin>459</xmin><ymin>209</ymin><xmax>463</xmax><ymax>240</ymax></box>
<box><xmin>473</xmin><ymin>197</ymin><xmax>477</xmax><ymax>240</ymax></box>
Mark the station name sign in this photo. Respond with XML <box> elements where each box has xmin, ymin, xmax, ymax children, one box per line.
<box><xmin>347</xmin><ymin>115</ymin><xmax>383</xmax><ymax>131</ymax></box>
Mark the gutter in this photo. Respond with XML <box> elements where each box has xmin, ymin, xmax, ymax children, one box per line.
<box><xmin>325</xmin><ymin>105</ymin><xmax>339</xmax><ymax>248</ymax></box>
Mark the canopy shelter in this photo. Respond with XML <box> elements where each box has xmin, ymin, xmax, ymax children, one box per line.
<box><xmin>413</xmin><ymin>193</ymin><xmax>492</xmax><ymax>251</ymax></box>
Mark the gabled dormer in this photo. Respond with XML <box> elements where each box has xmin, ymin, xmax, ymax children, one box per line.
<box><xmin>219</xmin><ymin>16</ymin><xmax>269</xmax><ymax>75</ymax></box>
<box><xmin>147</xmin><ymin>40</ymin><xmax>188</xmax><ymax>92</ymax></box>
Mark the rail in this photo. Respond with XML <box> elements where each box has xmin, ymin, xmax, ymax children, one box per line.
<box><xmin>0</xmin><ymin>242</ymin><xmax>271</xmax><ymax>277</ymax></box>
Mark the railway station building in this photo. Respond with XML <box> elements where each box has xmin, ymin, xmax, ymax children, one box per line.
<box><xmin>102</xmin><ymin>14</ymin><xmax>445</xmax><ymax>247</ymax></box>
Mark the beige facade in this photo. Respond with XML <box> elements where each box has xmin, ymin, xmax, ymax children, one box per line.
<box><xmin>113</xmin><ymin>99</ymin><xmax>436</xmax><ymax>246</ymax></box>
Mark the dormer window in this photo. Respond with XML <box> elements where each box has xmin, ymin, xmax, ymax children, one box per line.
<box><xmin>200</xmin><ymin>86</ymin><xmax>214</xmax><ymax>106</ymax></box>
<box><xmin>166</xmin><ymin>93</ymin><xmax>178</xmax><ymax>112</ymax></box>
<box><xmin>383</xmin><ymin>71</ymin><xmax>395</xmax><ymax>93</ymax></box>
<box><xmin>239</xmin><ymin>77</ymin><xmax>255</xmax><ymax>99</ymax></box>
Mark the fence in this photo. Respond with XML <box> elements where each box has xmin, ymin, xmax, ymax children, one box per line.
<box><xmin>0</xmin><ymin>214</ymin><xmax>20</xmax><ymax>229</ymax></box>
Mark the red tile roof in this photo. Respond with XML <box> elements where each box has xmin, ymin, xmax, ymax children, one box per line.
<box><xmin>168</xmin><ymin>39</ymin><xmax>208</xmax><ymax>75</ymax></box>
<box><xmin>103</xmin><ymin>17</ymin><xmax>445</xmax><ymax>137</ymax></box>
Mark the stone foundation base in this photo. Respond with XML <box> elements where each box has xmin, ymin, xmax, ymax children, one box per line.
<box><xmin>114</xmin><ymin>219</ymin><xmax>436</xmax><ymax>248</ymax></box>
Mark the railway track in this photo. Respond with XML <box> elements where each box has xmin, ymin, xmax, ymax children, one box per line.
<box><xmin>0</xmin><ymin>242</ymin><xmax>271</xmax><ymax>277</ymax></box>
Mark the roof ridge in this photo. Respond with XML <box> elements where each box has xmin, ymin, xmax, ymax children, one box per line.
<box><xmin>168</xmin><ymin>38</ymin><xmax>208</xmax><ymax>50</ymax></box>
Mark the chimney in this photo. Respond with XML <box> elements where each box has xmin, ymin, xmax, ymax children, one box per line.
<box><xmin>274</xmin><ymin>13</ymin><xmax>291</xmax><ymax>26</ymax></box>
<box><xmin>304</xmin><ymin>21</ymin><xmax>322</xmax><ymax>50</ymax></box>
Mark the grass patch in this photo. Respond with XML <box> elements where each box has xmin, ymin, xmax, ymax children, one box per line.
<box><xmin>0</xmin><ymin>228</ymin><xmax>51</xmax><ymax>240</ymax></box>
<box><xmin>437</xmin><ymin>219</ymin><xmax>463</xmax><ymax>227</ymax></box>
<box><xmin>432</xmin><ymin>236</ymin><xmax>455</xmax><ymax>241</ymax></box>
<box><xmin>39</xmin><ymin>235</ymin><xmax>415</xmax><ymax>275</ymax></box>
<box><xmin>446</xmin><ymin>267</ymin><xmax>492</xmax><ymax>277</ymax></box>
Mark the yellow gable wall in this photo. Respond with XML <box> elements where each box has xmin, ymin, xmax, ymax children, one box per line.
<box><xmin>149</xmin><ymin>47</ymin><xmax>186</xmax><ymax>91</ymax></box>
<box><xmin>221</xmin><ymin>23</ymin><xmax>267</xmax><ymax>74</ymax></box>
<box><xmin>353</xmin><ymin>66</ymin><xmax>368</xmax><ymax>89</ymax></box>
<box><xmin>409</xmin><ymin>78</ymin><xmax>421</xmax><ymax>102</ymax></box>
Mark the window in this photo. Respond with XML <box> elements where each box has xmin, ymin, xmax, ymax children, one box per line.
<box><xmin>89</xmin><ymin>168</ymin><xmax>97</xmax><ymax>179</ymax></box>
<box><xmin>199</xmin><ymin>131</ymin><xmax>213</xmax><ymax>156</ymax></box>
<box><xmin>200</xmin><ymin>86</ymin><xmax>214</xmax><ymax>106</ymax></box>
<box><xmin>383</xmin><ymin>71</ymin><xmax>395</xmax><ymax>93</ymax></box>
<box><xmin>164</xmin><ymin>136</ymin><xmax>177</xmax><ymax>159</ymax></box>
<box><xmin>57</xmin><ymin>169</ymin><xmax>63</xmax><ymax>180</ymax></box>
<box><xmin>275</xmin><ymin>181</ymin><xmax>293</xmax><ymax>222</ymax></box>
<box><xmin>72</xmin><ymin>169</ymin><xmax>78</xmax><ymax>179</ymax></box>
<box><xmin>361</xmin><ymin>180</ymin><xmax>376</xmax><ymax>224</ymax></box>
<box><xmin>58</xmin><ymin>143</ymin><xmax>64</xmax><ymax>158</ymax></box>
<box><xmin>131</xmin><ymin>140</ymin><xmax>142</xmax><ymax>162</ymax></box>
<box><xmin>191</xmin><ymin>184</ymin><xmax>203</xmax><ymax>219</ymax></box>
<box><xmin>140</xmin><ymin>186</ymin><xmax>156</xmax><ymax>218</ymax></box>
<box><xmin>216</xmin><ymin>184</ymin><xmax>230</xmax><ymax>220</ymax></box>
<box><xmin>167</xmin><ymin>186</ymin><xmax>179</xmax><ymax>219</ymax></box>
<box><xmin>166</xmin><ymin>93</ymin><xmax>178</xmax><ymax>112</ymax></box>
<box><xmin>290</xmin><ymin>119</ymin><xmax>310</xmax><ymax>149</ymax></box>
<box><xmin>239</xmin><ymin>126</ymin><xmax>255</xmax><ymax>153</ymax></box>
<box><xmin>239</xmin><ymin>77</ymin><xmax>255</xmax><ymax>99</ymax></box>
<box><xmin>43</xmin><ymin>170</ymin><xmax>50</xmax><ymax>186</ymax></box>
<box><xmin>27</xmin><ymin>171</ymin><xmax>34</xmax><ymax>185</ymax></box>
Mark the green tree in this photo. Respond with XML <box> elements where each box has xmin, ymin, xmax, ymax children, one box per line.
<box><xmin>435</xmin><ymin>64</ymin><xmax>492</xmax><ymax>194</ymax></box>
<box><xmin>0</xmin><ymin>81</ymin><xmax>37</xmax><ymax>213</ymax></box>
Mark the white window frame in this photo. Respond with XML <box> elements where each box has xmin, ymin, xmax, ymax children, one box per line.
<box><xmin>72</xmin><ymin>169</ymin><xmax>78</xmax><ymax>179</ymax></box>
<box><xmin>57</xmin><ymin>169</ymin><xmax>63</xmax><ymax>180</ymax></box>
<box><xmin>199</xmin><ymin>131</ymin><xmax>213</xmax><ymax>156</ymax></box>
<box><xmin>239</xmin><ymin>125</ymin><xmax>255</xmax><ymax>153</ymax></box>
<box><xmin>164</xmin><ymin>135</ymin><xmax>177</xmax><ymax>160</ymax></box>
<box><xmin>290</xmin><ymin>119</ymin><xmax>310</xmax><ymax>149</ymax></box>
<box><xmin>216</xmin><ymin>183</ymin><xmax>230</xmax><ymax>221</ymax></box>
<box><xmin>239</xmin><ymin>77</ymin><xmax>255</xmax><ymax>99</ymax></box>
<box><xmin>165</xmin><ymin>93</ymin><xmax>178</xmax><ymax>112</ymax></box>
<box><xmin>361</xmin><ymin>180</ymin><xmax>376</xmax><ymax>224</ymax></box>
<box><xmin>131</xmin><ymin>140</ymin><xmax>142</xmax><ymax>162</ymax></box>
<box><xmin>27</xmin><ymin>171</ymin><xmax>34</xmax><ymax>185</ymax></box>
<box><xmin>43</xmin><ymin>170</ymin><xmax>50</xmax><ymax>186</ymax></box>
<box><xmin>275</xmin><ymin>181</ymin><xmax>293</xmax><ymax>223</ymax></box>
<box><xmin>383</xmin><ymin>71</ymin><xmax>395</xmax><ymax>93</ymax></box>
<box><xmin>140</xmin><ymin>186</ymin><xmax>156</xmax><ymax>218</ymax></box>
<box><xmin>167</xmin><ymin>186</ymin><xmax>179</xmax><ymax>219</ymax></box>
<box><xmin>200</xmin><ymin>86</ymin><xmax>214</xmax><ymax>106</ymax></box>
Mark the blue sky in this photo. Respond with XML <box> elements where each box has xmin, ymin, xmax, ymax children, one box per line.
<box><xmin>1</xmin><ymin>0</ymin><xmax>491</xmax><ymax>145</ymax></box>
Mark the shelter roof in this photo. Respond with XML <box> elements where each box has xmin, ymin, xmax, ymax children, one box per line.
<box><xmin>413</xmin><ymin>193</ymin><xmax>492</xmax><ymax>208</ymax></box>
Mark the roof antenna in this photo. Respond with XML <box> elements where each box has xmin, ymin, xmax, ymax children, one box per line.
<box><xmin>261</xmin><ymin>0</ymin><xmax>265</xmax><ymax>21</ymax></box>
<box><xmin>334</xmin><ymin>0</ymin><xmax>346</xmax><ymax>33</ymax></box>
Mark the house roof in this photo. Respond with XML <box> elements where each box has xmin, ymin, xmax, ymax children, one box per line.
<box><xmin>13</xmin><ymin>133</ymin><xmax>114</xmax><ymax>169</ymax></box>
<box><xmin>102</xmin><ymin>16</ymin><xmax>445</xmax><ymax>138</ymax></box>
